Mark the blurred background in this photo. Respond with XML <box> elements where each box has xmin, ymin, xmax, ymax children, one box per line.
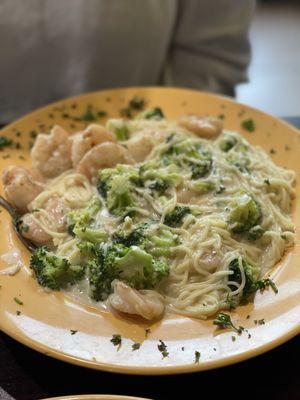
<box><xmin>0</xmin><ymin>0</ymin><xmax>299</xmax><ymax>123</ymax></box>
<box><xmin>237</xmin><ymin>0</ymin><xmax>300</xmax><ymax>117</ymax></box>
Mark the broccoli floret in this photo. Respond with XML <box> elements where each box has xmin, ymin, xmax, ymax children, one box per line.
<box><xmin>228</xmin><ymin>258</ymin><xmax>260</xmax><ymax>302</ymax></box>
<box><xmin>147</xmin><ymin>228</ymin><xmax>179</xmax><ymax>257</ymax></box>
<box><xmin>106</xmin><ymin>174</ymin><xmax>136</xmax><ymax>216</ymax></box>
<box><xmin>227</xmin><ymin>193</ymin><xmax>262</xmax><ymax>234</ymax></box>
<box><xmin>139</xmin><ymin>164</ymin><xmax>182</xmax><ymax>196</ymax></box>
<box><xmin>227</xmin><ymin>257</ymin><xmax>278</xmax><ymax>304</ymax></box>
<box><xmin>248</xmin><ymin>225</ymin><xmax>265</xmax><ymax>241</ymax></box>
<box><xmin>113</xmin><ymin>225</ymin><xmax>145</xmax><ymax>247</ymax></box>
<box><xmin>164</xmin><ymin>206</ymin><xmax>191</xmax><ymax>227</ymax></box>
<box><xmin>114</xmin><ymin>223</ymin><xmax>179</xmax><ymax>258</ymax></box>
<box><xmin>160</xmin><ymin>139</ymin><xmax>212</xmax><ymax>179</ymax></box>
<box><xmin>106</xmin><ymin>119</ymin><xmax>129</xmax><ymax>140</ymax></box>
<box><xmin>30</xmin><ymin>247</ymin><xmax>84</xmax><ymax>290</ymax></box>
<box><xmin>67</xmin><ymin>197</ymin><xmax>102</xmax><ymax>235</ymax></box>
<box><xmin>97</xmin><ymin>165</ymin><xmax>140</xmax><ymax>216</ymax></box>
<box><xmin>88</xmin><ymin>243</ymin><xmax>169</xmax><ymax>300</ymax></box>
<box><xmin>77</xmin><ymin>240</ymin><xmax>96</xmax><ymax>257</ymax></box>
<box><xmin>226</xmin><ymin>153</ymin><xmax>250</xmax><ymax>173</ymax></box>
<box><xmin>190</xmin><ymin>162</ymin><xmax>212</xmax><ymax>179</ymax></box>
<box><xmin>192</xmin><ymin>180</ymin><xmax>215</xmax><ymax>194</ymax></box>
<box><xmin>115</xmin><ymin>126</ymin><xmax>129</xmax><ymax>141</ymax></box>
<box><xmin>136</xmin><ymin>107</ymin><xmax>165</xmax><ymax>120</ymax></box>
<box><xmin>148</xmin><ymin>179</ymin><xmax>170</xmax><ymax>195</ymax></box>
<box><xmin>116</xmin><ymin>246</ymin><xmax>167</xmax><ymax>288</ymax></box>
<box><xmin>219</xmin><ymin>136</ymin><xmax>237</xmax><ymax>152</ymax></box>
<box><xmin>73</xmin><ymin>227</ymin><xmax>108</xmax><ymax>243</ymax></box>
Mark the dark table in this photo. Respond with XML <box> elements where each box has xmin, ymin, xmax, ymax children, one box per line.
<box><xmin>1</xmin><ymin>117</ymin><xmax>299</xmax><ymax>400</ymax></box>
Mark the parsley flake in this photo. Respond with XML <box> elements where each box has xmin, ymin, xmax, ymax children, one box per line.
<box><xmin>132</xmin><ymin>342</ymin><xmax>141</xmax><ymax>351</ymax></box>
<box><xmin>157</xmin><ymin>340</ymin><xmax>169</xmax><ymax>358</ymax></box>
<box><xmin>13</xmin><ymin>297</ymin><xmax>23</xmax><ymax>305</ymax></box>
<box><xmin>111</xmin><ymin>334</ymin><xmax>122</xmax><ymax>348</ymax></box>
<box><xmin>241</xmin><ymin>119</ymin><xmax>255</xmax><ymax>132</ymax></box>
<box><xmin>145</xmin><ymin>328</ymin><xmax>151</xmax><ymax>338</ymax></box>
<box><xmin>213</xmin><ymin>312</ymin><xmax>243</xmax><ymax>334</ymax></box>
<box><xmin>194</xmin><ymin>350</ymin><xmax>201</xmax><ymax>363</ymax></box>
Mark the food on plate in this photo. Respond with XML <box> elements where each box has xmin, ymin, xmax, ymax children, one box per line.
<box><xmin>2</xmin><ymin>108</ymin><xmax>295</xmax><ymax>319</ymax></box>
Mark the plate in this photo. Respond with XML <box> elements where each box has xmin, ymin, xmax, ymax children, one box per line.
<box><xmin>45</xmin><ymin>396</ymin><xmax>150</xmax><ymax>400</ymax></box>
<box><xmin>0</xmin><ymin>87</ymin><xmax>299</xmax><ymax>374</ymax></box>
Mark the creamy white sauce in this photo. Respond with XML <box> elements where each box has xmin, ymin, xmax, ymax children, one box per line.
<box><xmin>63</xmin><ymin>277</ymin><xmax>109</xmax><ymax>312</ymax></box>
<box><xmin>0</xmin><ymin>250</ymin><xmax>23</xmax><ymax>275</ymax></box>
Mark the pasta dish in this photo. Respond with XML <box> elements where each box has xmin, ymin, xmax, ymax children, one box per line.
<box><xmin>2</xmin><ymin>107</ymin><xmax>295</xmax><ymax>320</ymax></box>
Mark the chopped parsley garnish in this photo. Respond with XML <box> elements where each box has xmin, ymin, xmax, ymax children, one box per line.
<box><xmin>120</xmin><ymin>96</ymin><xmax>146</xmax><ymax>118</ymax></box>
<box><xmin>254</xmin><ymin>318</ymin><xmax>265</xmax><ymax>325</ymax></box>
<box><xmin>63</xmin><ymin>105</ymin><xmax>107</xmax><ymax>122</ymax></box>
<box><xmin>145</xmin><ymin>328</ymin><xmax>151</xmax><ymax>338</ymax></box>
<box><xmin>157</xmin><ymin>340</ymin><xmax>169</xmax><ymax>358</ymax></box>
<box><xmin>30</xmin><ymin>130</ymin><xmax>38</xmax><ymax>139</ymax></box>
<box><xmin>264</xmin><ymin>179</ymin><xmax>270</xmax><ymax>185</ymax></box>
<box><xmin>129</xmin><ymin>96</ymin><xmax>145</xmax><ymax>110</ymax></box>
<box><xmin>78</xmin><ymin>105</ymin><xmax>107</xmax><ymax>122</ymax></box>
<box><xmin>194</xmin><ymin>350</ymin><xmax>201</xmax><ymax>363</ymax></box>
<box><xmin>0</xmin><ymin>136</ymin><xmax>13</xmax><ymax>149</ymax></box>
<box><xmin>16</xmin><ymin>310</ymin><xmax>21</xmax><ymax>316</ymax></box>
<box><xmin>13</xmin><ymin>297</ymin><xmax>23</xmax><ymax>305</ymax></box>
<box><xmin>231</xmin><ymin>336</ymin><xmax>236</xmax><ymax>342</ymax></box>
<box><xmin>132</xmin><ymin>342</ymin><xmax>141</xmax><ymax>351</ymax></box>
<box><xmin>70</xmin><ymin>329</ymin><xmax>78</xmax><ymax>335</ymax></box>
<box><xmin>111</xmin><ymin>334</ymin><xmax>122</xmax><ymax>348</ymax></box>
<box><xmin>241</xmin><ymin>119</ymin><xmax>255</xmax><ymax>132</ymax></box>
<box><xmin>257</xmin><ymin>278</ymin><xmax>278</xmax><ymax>294</ymax></box>
<box><xmin>213</xmin><ymin>312</ymin><xmax>243</xmax><ymax>334</ymax></box>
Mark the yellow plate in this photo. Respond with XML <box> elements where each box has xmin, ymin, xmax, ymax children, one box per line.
<box><xmin>44</xmin><ymin>396</ymin><xmax>150</xmax><ymax>400</ymax></box>
<box><xmin>0</xmin><ymin>87</ymin><xmax>299</xmax><ymax>375</ymax></box>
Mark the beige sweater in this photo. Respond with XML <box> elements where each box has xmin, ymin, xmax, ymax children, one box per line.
<box><xmin>0</xmin><ymin>0</ymin><xmax>255</xmax><ymax>123</ymax></box>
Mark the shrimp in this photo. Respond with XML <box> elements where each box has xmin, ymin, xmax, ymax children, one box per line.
<box><xmin>2</xmin><ymin>166</ymin><xmax>45</xmax><ymax>213</ymax></box>
<box><xmin>108</xmin><ymin>280</ymin><xmax>165</xmax><ymax>320</ymax></box>
<box><xmin>20</xmin><ymin>213</ymin><xmax>52</xmax><ymax>244</ymax></box>
<box><xmin>71</xmin><ymin>124</ymin><xmax>116</xmax><ymax>167</ymax></box>
<box><xmin>21</xmin><ymin>197</ymin><xmax>70</xmax><ymax>245</ymax></box>
<box><xmin>198</xmin><ymin>250</ymin><xmax>221</xmax><ymax>272</ymax></box>
<box><xmin>76</xmin><ymin>142</ymin><xmax>134</xmax><ymax>180</ymax></box>
<box><xmin>31</xmin><ymin>125</ymin><xmax>72</xmax><ymax>178</ymax></box>
<box><xmin>178</xmin><ymin>114</ymin><xmax>223</xmax><ymax>138</ymax></box>
<box><xmin>126</xmin><ymin>132</ymin><xmax>154</xmax><ymax>162</ymax></box>
<box><xmin>126</xmin><ymin>130</ymin><xmax>170</xmax><ymax>162</ymax></box>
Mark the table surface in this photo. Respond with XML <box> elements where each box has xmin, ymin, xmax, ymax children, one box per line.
<box><xmin>1</xmin><ymin>116</ymin><xmax>299</xmax><ymax>400</ymax></box>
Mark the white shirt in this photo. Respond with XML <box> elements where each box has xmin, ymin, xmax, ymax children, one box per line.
<box><xmin>0</xmin><ymin>0</ymin><xmax>255</xmax><ymax>123</ymax></box>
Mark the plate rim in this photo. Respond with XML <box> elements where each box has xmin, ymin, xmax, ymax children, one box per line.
<box><xmin>1</xmin><ymin>317</ymin><xmax>299</xmax><ymax>375</ymax></box>
<box><xmin>43</xmin><ymin>395</ymin><xmax>151</xmax><ymax>400</ymax></box>
<box><xmin>0</xmin><ymin>86</ymin><xmax>299</xmax><ymax>375</ymax></box>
